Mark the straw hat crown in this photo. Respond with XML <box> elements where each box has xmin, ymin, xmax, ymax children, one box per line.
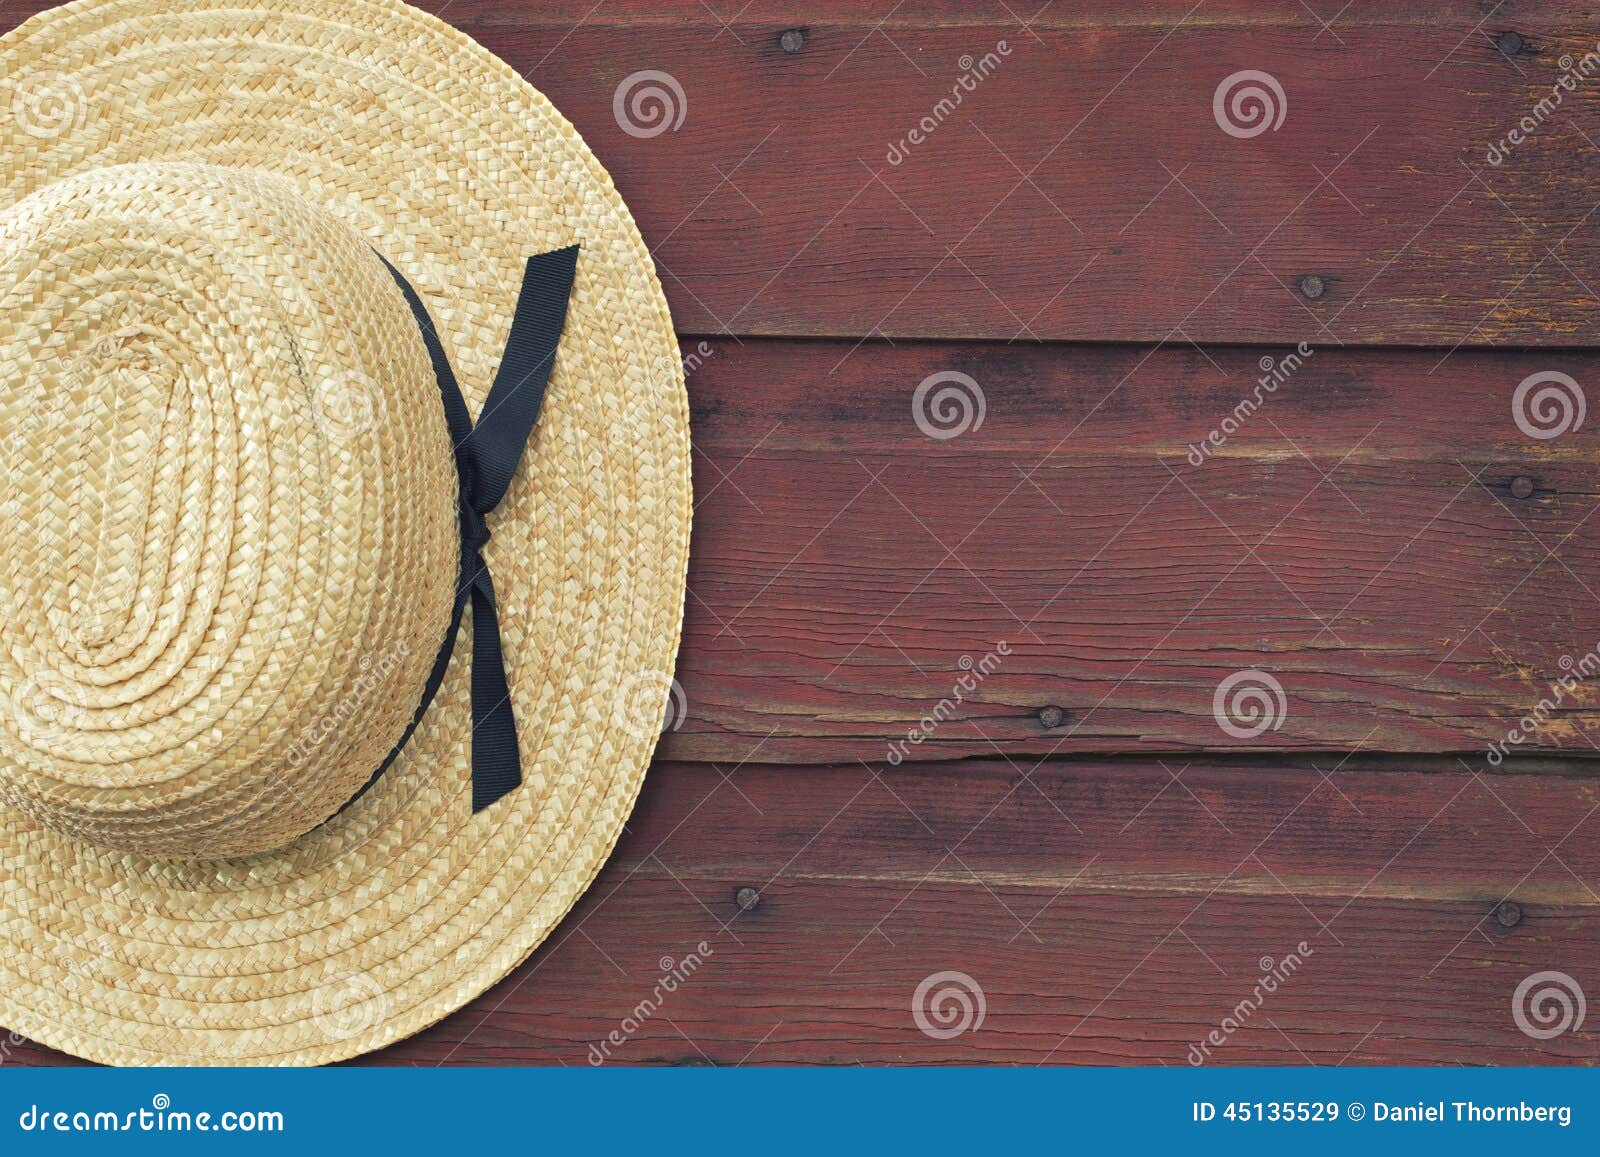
<box><xmin>0</xmin><ymin>0</ymin><xmax>691</xmax><ymax>1067</ymax></box>
<box><xmin>0</xmin><ymin>161</ymin><xmax>460</xmax><ymax>860</ymax></box>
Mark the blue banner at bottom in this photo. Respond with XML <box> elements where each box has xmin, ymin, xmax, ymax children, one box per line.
<box><xmin>0</xmin><ymin>1067</ymin><xmax>1593</xmax><ymax>1153</ymax></box>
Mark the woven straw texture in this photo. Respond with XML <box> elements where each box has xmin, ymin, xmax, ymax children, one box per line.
<box><xmin>0</xmin><ymin>0</ymin><xmax>690</xmax><ymax>1064</ymax></box>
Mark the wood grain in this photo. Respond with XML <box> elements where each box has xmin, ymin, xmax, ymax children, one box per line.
<box><xmin>4</xmin><ymin>2</ymin><xmax>1600</xmax><ymax>344</ymax></box>
<box><xmin>665</xmin><ymin>337</ymin><xmax>1600</xmax><ymax>764</ymax></box>
<box><xmin>16</xmin><ymin>756</ymin><xmax>1589</xmax><ymax>1066</ymax></box>
<box><xmin>4</xmin><ymin>0</ymin><xmax>1600</xmax><ymax>1070</ymax></box>
<box><xmin>365</xmin><ymin>755</ymin><xmax>1600</xmax><ymax>1066</ymax></box>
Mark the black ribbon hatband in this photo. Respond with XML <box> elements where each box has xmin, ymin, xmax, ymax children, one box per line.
<box><xmin>357</xmin><ymin>244</ymin><xmax>579</xmax><ymax>814</ymax></box>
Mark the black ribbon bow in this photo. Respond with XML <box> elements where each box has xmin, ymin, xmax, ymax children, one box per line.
<box><xmin>361</xmin><ymin>244</ymin><xmax>579</xmax><ymax>813</ymax></box>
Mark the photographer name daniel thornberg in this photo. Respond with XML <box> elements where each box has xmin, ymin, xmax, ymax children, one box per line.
<box><xmin>1368</xmin><ymin>1101</ymin><xmax>1571</xmax><ymax>1127</ymax></box>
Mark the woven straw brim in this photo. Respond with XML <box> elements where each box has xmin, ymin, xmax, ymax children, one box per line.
<box><xmin>0</xmin><ymin>0</ymin><xmax>690</xmax><ymax>1064</ymax></box>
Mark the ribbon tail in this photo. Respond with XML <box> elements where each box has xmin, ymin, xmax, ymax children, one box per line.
<box><xmin>465</xmin><ymin>244</ymin><xmax>580</xmax><ymax>510</ymax></box>
<box><xmin>467</xmin><ymin>560</ymin><xmax>522</xmax><ymax>812</ymax></box>
<box><xmin>360</xmin><ymin>245</ymin><xmax>580</xmax><ymax>818</ymax></box>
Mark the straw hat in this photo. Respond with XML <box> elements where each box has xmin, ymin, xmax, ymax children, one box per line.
<box><xmin>0</xmin><ymin>0</ymin><xmax>690</xmax><ymax>1064</ymax></box>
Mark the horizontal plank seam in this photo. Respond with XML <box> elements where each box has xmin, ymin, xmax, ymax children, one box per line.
<box><xmin>672</xmin><ymin>332</ymin><xmax>1600</xmax><ymax>354</ymax></box>
<box><xmin>451</xmin><ymin>14</ymin><xmax>1585</xmax><ymax>34</ymax></box>
<box><xmin>605</xmin><ymin>862</ymin><xmax>1600</xmax><ymax>907</ymax></box>
<box><xmin>660</xmin><ymin>752</ymin><xmax>1600</xmax><ymax>776</ymax></box>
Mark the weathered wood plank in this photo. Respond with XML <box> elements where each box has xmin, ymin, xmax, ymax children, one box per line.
<box><xmin>9</xmin><ymin>756</ymin><xmax>1598</xmax><ymax>1066</ymax></box>
<box><xmin>3</xmin><ymin>2</ymin><xmax>1599</xmax><ymax>344</ymax></box>
<box><xmin>663</xmin><ymin>337</ymin><xmax>1600</xmax><ymax>763</ymax></box>
<box><xmin>402</xmin><ymin>1</ymin><xmax>1600</xmax><ymax>347</ymax></box>
<box><xmin>360</xmin><ymin>755</ymin><xmax>1600</xmax><ymax>1066</ymax></box>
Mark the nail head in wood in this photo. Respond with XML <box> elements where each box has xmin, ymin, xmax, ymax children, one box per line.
<box><xmin>779</xmin><ymin>29</ymin><xmax>806</xmax><ymax>53</ymax></box>
<box><xmin>735</xmin><ymin>886</ymin><xmax>762</xmax><ymax>912</ymax></box>
<box><xmin>1494</xmin><ymin>900</ymin><xmax>1523</xmax><ymax>928</ymax></box>
<box><xmin>1038</xmin><ymin>705</ymin><xmax>1066</xmax><ymax>729</ymax></box>
<box><xmin>1298</xmin><ymin>274</ymin><xmax>1326</xmax><ymax>300</ymax></box>
<box><xmin>1510</xmin><ymin>475</ymin><xmax>1535</xmax><ymax>500</ymax></box>
<box><xmin>1494</xmin><ymin>31</ymin><xmax>1524</xmax><ymax>57</ymax></box>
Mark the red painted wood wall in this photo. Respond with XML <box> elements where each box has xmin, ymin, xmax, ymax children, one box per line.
<box><xmin>6</xmin><ymin>0</ymin><xmax>1600</xmax><ymax>1065</ymax></box>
